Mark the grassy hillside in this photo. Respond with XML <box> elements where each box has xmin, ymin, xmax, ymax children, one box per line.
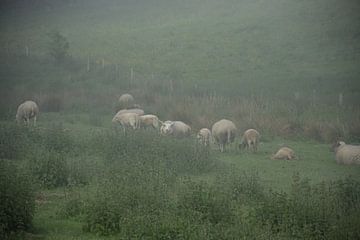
<box><xmin>1</xmin><ymin>2</ymin><xmax>360</xmax><ymax>238</ymax></box>
<box><xmin>1</xmin><ymin>0</ymin><xmax>360</xmax><ymax>98</ymax></box>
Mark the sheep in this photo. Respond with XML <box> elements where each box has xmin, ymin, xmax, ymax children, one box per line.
<box><xmin>139</xmin><ymin>114</ymin><xmax>161</xmax><ymax>130</ymax></box>
<box><xmin>160</xmin><ymin>120</ymin><xmax>172</xmax><ymax>135</ymax></box>
<box><xmin>16</xmin><ymin>100</ymin><xmax>39</xmax><ymax>126</ymax></box>
<box><xmin>160</xmin><ymin>121</ymin><xmax>191</xmax><ymax>138</ymax></box>
<box><xmin>118</xmin><ymin>93</ymin><xmax>135</xmax><ymax>109</ymax></box>
<box><xmin>239</xmin><ymin>129</ymin><xmax>260</xmax><ymax>152</ymax></box>
<box><xmin>197</xmin><ymin>128</ymin><xmax>212</xmax><ymax>147</ymax></box>
<box><xmin>112</xmin><ymin>112</ymin><xmax>140</xmax><ymax>133</ymax></box>
<box><xmin>331</xmin><ymin>141</ymin><xmax>360</xmax><ymax>165</ymax></box>
<box><xmin>271</xmin><ymin>147</ymin><xmax>296</xmax><ymax>160</ymax></box>
<box><xmin>116</xmin><ymin>108</ymin><xmax>145</xmax><ymax>116</ymax></box>
<box><xmin>211</xmin><ymin>119</ymin><xmax>237</xmax><ymax>152</ymax></box>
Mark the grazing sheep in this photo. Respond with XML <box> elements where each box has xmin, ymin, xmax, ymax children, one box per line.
<box><xmin>271</xmin><ymin>147</ymin><xmax>296</xmax><ymax>160</ymax></box>
<box><xmin>16</xmin><ymin>100</ymin><xmax>39</xmax><ymax>126</ymax></box>
<box><xmin>139</xmin><ymin>114</ymin><xmax>161</xmax><ymax>130</ymax></box>
<box><xmin>331</xmin><ymin>141</ymin><xmax>360</xmax><ymax>165</ymax></box>
<box><xmin>118</xmin><ymin>93</ymin><xmax>135</xmax><ymax>109</ymax></box>
<box><xmin>239</xmin><ymin>129</ymin><xmax>260</xmax><ymax>152</ymax></box>
<box><xmin>112</xmin><ymin>112</ymin><xmax>140</xmax><ymax>133</ymax></box>
<box><xmin>211</xmin><ymin>119</ymin><xmax>237</xmax><ymax>152</ymax></box>
<box><xmin>197</xmin><ymin>128</ymin><xmax>212</xmax><ymax>147</ymax></box>
<box><xmin>116</xmin><ymin>108</ymin><xmax>145</xmax><ymax>116</ymax></box>
<box><xmin>160</xmin><ymin>121</ymin><xmax>191</xmax><ymax>138</ymax></box>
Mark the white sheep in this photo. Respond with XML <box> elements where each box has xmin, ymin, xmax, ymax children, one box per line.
<box><xmin>197</xmin><ymin>128</ymin><xmax>212</xmax><ymax>147</ymax></box>
<box><xmin>331</xmin><ymin>141</ymin><xmax>360</xmax><ymax>165</ymax></box>
<box><xmin>271</xmin><ymin>147</ymin><xmax>296</xmax><ymax>160</ymax></box>
<box><xmin>116</xmin><ymin>108</ymin><xmax>145</xmax><ymax>116</ymax></box>
<box><xmin>160</xmin><ymin>121</ymin><xmax>191</xmax><ymax>138</ymax></box>
<box><xmin>139</xmin><ymin>114</ymin><xmax>161</xmax><ymax>130</ymax></box>
<box><xmin>211</xmin><ymin>119</ymin><xmax>237</xmax><ymax>152</ymax></box>
<box><xmin>118</xmin><ymin>93</ymin><xmax>135</xmax><ymax>109</ymax></box>
<box><xmin>239</xmin><ymin>129</ymin><xmax>260</xmax><ymax>152</ymax></box>
<box><xmin>160</xmin><ymin>120</ymin><xmax>172</xmax><ymax>135</ymax></box>
<box><xmin>16</xmin><ymin>100</ymin><xmax>39</xmax><ymax>126</ymax></box>
<box><xmin>112</xmin><ymin>112</ymin><xmax>140</xmax><ymax>133</ymax></box>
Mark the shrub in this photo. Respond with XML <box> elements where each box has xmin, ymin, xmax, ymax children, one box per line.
<box><xmin>0</xmin><ymin>160</ymin><xmax>35</xmax><ymax>238</ymax></box>
<box><xmin>178</xmin><ymin>180</ymin><xmax>234</xmax><ymax>225</ymax></box>
<box><xmin>0</xmin><ymin>123</ymin><xmax>28</xmax><ymax>160</ymax></box>
<box><xmin>27</xmin><ymin>148</ymin><xmax>68</xmax><ymax>188</ymax></box>
<box><xmin>47</xmin><ymin>30</ymin><xmax>70</xmax><ymax>63</ymax></box>
<box><xmin>256</xmin><ymin>175</ymin><xmax>360</xmax><ymax>239</ymax></box>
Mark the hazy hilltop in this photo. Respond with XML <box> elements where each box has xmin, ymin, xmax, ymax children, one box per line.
<box><xmin>0</xmin><ymin>0</ymin><xmax>360</xmax><ymax>98</ymax></box>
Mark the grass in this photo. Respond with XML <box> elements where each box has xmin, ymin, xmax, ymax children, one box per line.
<box><xmin>1</xmin><ymin>0</ymin><xmax>360</xmax><ymax>238</ymax></box>
<box><xmin>1</xmin><ymin>112</ymin><xmax>359</xmax><ymax>239</ymax></box>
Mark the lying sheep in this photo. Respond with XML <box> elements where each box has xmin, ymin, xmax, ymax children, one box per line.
<box><xmin>112</xmin><ymin>112</ymin><xmax>140</xmax><ymax>133</ymax></box>
<box><xmin>211</xmin><ymin>119</ymin><xmax>237</xmax><ymax>152</ymax></box>
<box><xmin>116</xmin><ymin>108</ymin><xmax>145</xmax><ymax>116</ymax></box>
<box><xmin>139</xmin><ymin>114</ymin><xmax>161</xmax><ymax>130</ymax></box>
<box><xmin>160</xmin><ymin>121</ymin><xmax>191</xmax><ymax>138</ymax></box>
<box><xmin>331</xmin><ymin>141</ymin><xmax>360</xmax><ymax>165</ymax></box>
<box><xmin>118</xmin><ymin>93</ymin><xmax>135</xmax><ymax>109</ymax></box>
<box><xmin>271</xmin><ymin>147</ymin><xmax>296</xmax><ymax>160</ymax></box>
<box><xmin>197</xmin><ymin>128</ymin><xmax>212</xmax><ymax>147</ymax></box>
<box><xmin>16</xmin><ymin>100</ymin><xmax>39</xmax><ymax>126</ymax></box>
<box><xmin>239</xmin><ymin>129</ymin><xmax>260</xmax><ymax>152</ymax></box>
<box><xmin>160</xmin><ymin>120</ymin><xmax>172</xmax><ymax>135</ymax></box>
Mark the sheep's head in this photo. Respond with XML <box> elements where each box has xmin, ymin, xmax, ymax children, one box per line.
<box><xmin>330</xmin><ymin>141</ymin><xmax>345</xmax><ymax>152</ymax></box>
<box><xmin>161</xmin><ymin>121</ymin><xmax>174</xmax><ymax>135</ymax></box>
<box><xmin>196</xmin><ymin>132</ymin><xmax>204</xmax><ymax>144</ymax></box>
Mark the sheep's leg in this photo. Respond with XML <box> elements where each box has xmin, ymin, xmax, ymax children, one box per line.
<box><xmin>33</xmin><ymin>116</ymin><xmax>37</xmax><ymax>126</ymax></box>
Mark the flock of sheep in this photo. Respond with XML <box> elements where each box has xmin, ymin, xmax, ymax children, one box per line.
<box><xmin>15</xmin><ymin>95</ymin><xmax>360</xmax><ymax>165</ymax></box>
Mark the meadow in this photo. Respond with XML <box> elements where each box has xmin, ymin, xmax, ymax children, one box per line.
<box><xmin>1</xmin><ymin>0</ymin><xmax>360</xmax><ymax>239</ymax></box>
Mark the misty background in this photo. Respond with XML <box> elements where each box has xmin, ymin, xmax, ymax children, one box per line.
<box><xmin>1</xmin><ymin>0</ymin><xmax>359</xmax><ymax>101</ymax></box>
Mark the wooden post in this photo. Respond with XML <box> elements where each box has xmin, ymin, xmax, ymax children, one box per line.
<box><xmin>169</xmin><ymin>79</ymin><xmax>174</xmax><ymax>94</ymax></box>
<box><xmin>25</xmin><ymin>46</ymin><xmax>29</xmax><ymax>57</ymax></box>
<box><xmin>87</xmin><ymin>55</ymin><xmax>90</xmax><ymax>72</ymax></box>
<box><xmin>338</xmin><ymin>93</ymin><xmax>343</xmax><ymax>106</ymax></box>
<box><xmin>312</xmin><ymin>89</ymin><xmax>316</xmax><ymax>107</ymax></box>
<box><xmin>130</xmin><ymin>67</ymin><xmax>134</xmax><ymax>87</ymax></box>
<box><xmin>115</xmin><ymin>64</ymin><xmax>118</xmax><ymax>80</ymax></box>
<box><xmin>294</xmin><ymin>92</ymin><xmax>300</xmax><ymax>101</ymax></box>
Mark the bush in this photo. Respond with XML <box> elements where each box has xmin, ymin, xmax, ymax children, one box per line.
<box><xmin>47</xmin><ymin>30</ymin><xmax>70</xmax><ymax>63</ymax></box>
<box><xmin>0</xmin><ymin>123</ymin><xmax>28</xmax><ymax>160</ymax></box>
<box><xmin>27</xmin><ymin>148</ymin><xmax>68</xmax><ymax>188</ymax></box>
<box><xmin>256</xmin><ymin>175</ymin><xmax>360</xmax><ymax>239</ymax></box>
<box><xmin>0</xmin><ymin>160</ymin><xmax>35</xmax><ymax>238</ymax></box>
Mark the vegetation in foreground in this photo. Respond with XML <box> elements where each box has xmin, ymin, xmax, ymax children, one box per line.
<box><xmin>0</xmin><ymin>122</ymin><xmax>359</xmax><ymax>239</ymax></box>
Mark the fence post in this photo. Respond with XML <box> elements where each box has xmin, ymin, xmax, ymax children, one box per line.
<box><xmin>130</xmin><ymin>67</ymin><xmax>134</xmax><ymax>87</ymax></box>
<box><xmin>338</xmin><ymin>92</ymin><xmax>343</xmax><ymax>107</ymax></box>
<box><xmin>87</xmin><ymin>55</ymin><xmax>90</xmax><ymax>72</ymax></box>
<box><xmin>294</xmin><ymin>91</ymin><xmax>300</xmax><ymax>101</ymax></box>
<box><xmin>25</xmin><ymin>46</ymin><xmax>29</xmax><ymax>57</ymax></box>
<box><xmin>312</xmin><ymin>89</ymin><xmax>316</xmax><ymax>107</ymax></box>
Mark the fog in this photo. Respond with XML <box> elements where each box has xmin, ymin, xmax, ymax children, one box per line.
<box><xmin>0</xmin><ymin>0</ymin><xmax>359</xmax><ymax>239</ymax></box>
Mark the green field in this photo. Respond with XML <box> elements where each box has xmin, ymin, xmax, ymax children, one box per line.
<box><xmin>1</xmin><ymin>0</ymin><xmax>360</xmax><ymax>239</ymax></box>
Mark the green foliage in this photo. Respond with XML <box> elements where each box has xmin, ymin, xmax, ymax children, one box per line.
<box><xmin>47</xmin><ymin>30</ymin><xmax>70</xmax><ymax>63</ymax></box>
<box><xmin>27</xmin><ymin>148</ymin><xmax>69</xmax><ymax>188</ymax></box>
<box><xmin>0</xmin><ymin>160</ymin><xmax>35</xmax><ymax>238</ymax></box>
<box><xmin>90</xmin><ymin>129</ymin><xmax>216</xmax><ymax>174</ymax></box>
<box><xmin>256</xmin><ymin>174</ymin><xmax>360</xmax><ymax>239</ymax></box>
<box><xmin>0</xmin><ymin>123</ymin><xmax>28</xmax><ymax>160</ymax></box>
